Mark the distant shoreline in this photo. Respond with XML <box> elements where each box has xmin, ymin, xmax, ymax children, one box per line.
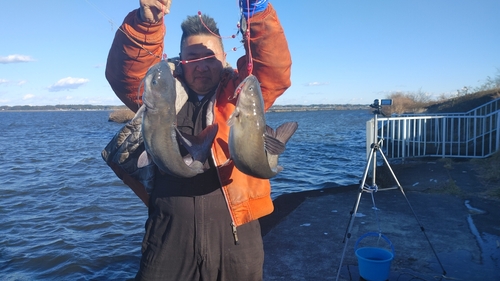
<box><xmin>268</xmin><ymin>104</ymin><xmax>368</xmax><ymax>112</ymax></box>
<box><xmin>0</xmin><ymin>104</ymin><xmax>370</xmax><ymax>112</ymax></box>
<box><xmin>0</xmin><ymin>105</ymin><xmax>124</xmax><ymax>112</ymax></box>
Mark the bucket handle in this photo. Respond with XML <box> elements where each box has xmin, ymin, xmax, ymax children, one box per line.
<box><xmin>354</xmin><ymin>232</ymin><xmax>395</xmax><ymax>255</ymax></box>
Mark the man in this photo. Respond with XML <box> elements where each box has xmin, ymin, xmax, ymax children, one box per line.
<box><xmin>104</xmin><ymin>0</ymin><xmax>291</xmax><ymax>280</ymax></box>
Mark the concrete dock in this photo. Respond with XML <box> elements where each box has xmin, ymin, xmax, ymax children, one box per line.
<box><xmin>260</xmin><ymin>159</ymin><xmax>500</xmax><ymax>281</ymax></box>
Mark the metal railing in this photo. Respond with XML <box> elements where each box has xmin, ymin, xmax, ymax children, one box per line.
<box><xmin>367</xmin><ymin>98</ymin><xmax>500</xmax><ymax>160</ymax></box>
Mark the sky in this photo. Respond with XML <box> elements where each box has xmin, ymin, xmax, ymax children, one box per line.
<box><xmin>1</xmin><ymin>0</ymin><xmax>499</xmax><ymax>106</ymax></box>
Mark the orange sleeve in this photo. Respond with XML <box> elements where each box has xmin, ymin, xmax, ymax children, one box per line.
<box><xmin>105</xmin><ymin>9</ymin><xmax>165</xmax><ymax>112</ymax></box>
<box><xmin>237</xmin><ymin>3</ymin><xmax>292</xmax><ymax>111</ymax></box>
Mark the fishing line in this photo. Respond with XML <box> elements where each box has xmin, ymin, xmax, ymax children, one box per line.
<box><xmin>241</xmin><ymin>0</ymin><xmax>255</xmax><ymax>75</ymax></box>
<box><xmin>179</xmin><ymin>5</ymin><xmax>245</xmax><ymax>66</ymax></box>
<box><xmin>85</xmin><ymin>0</ymin><xmax>250</xmax><ymax>66</ymax></box>
<box><xmin>83</xmin><ymin>0</ymin><xmax>165</xmax><ymax>60</ymax></box>
<box><xmin>83</xmin><ymin>0</ymin><xmax>115</xmax><ymax>30</ymax></box>
<box><xmin>85</xmin><ymin>0</ymin><xmax>258</xmax><ymax>97</ymax></box>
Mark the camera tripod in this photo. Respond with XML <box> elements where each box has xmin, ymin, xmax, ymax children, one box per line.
<box><xmin>334</xmin><ymin>103</ymin><xmax>446</xmax><ymax>281</ymax></box>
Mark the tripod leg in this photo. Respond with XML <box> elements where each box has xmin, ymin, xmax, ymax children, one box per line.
<box><xmin>378</xmin><ymin>151</ymin><xmax>447</xmax><ymax>276</ymax></box>
<box><xmin>335</xmin><ymin>147</ymin><xmax>376</xmax><ymax>281</ymax></box>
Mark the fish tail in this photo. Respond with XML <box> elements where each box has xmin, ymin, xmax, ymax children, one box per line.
<box><xmin>176</xmin><ymin>124</ymin><xmax>219</xmax><ymax>163</ymax></box>
<box><xmin>273</xmin><ymin>122</ymin><xmax>298</xmax><ymax>144</ymax></box>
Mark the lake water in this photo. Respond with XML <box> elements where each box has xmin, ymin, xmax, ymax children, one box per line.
<box><xmin>0</xmin><ymin>109</ymin><xmax>371</xmax><ymax>280</ymax></box>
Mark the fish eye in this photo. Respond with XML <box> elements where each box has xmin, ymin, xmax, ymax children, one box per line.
<box><xmin>152</xmin><ymin>79</ymin><xmax>158</xmax><ymax>85</ymax></box>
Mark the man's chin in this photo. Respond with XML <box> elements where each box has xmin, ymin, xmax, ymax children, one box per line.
<box><xmin>191</xmin><ymin>83</ymin><xmax>215</xmax><ymax>95</ymax></box>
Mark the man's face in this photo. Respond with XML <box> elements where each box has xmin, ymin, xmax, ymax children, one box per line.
<box><xmin>180</xmin><ymin>34</ymin><xmax>227</xmax><ymax>95</ymax></box>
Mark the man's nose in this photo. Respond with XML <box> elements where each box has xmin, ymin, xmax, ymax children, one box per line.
<box><xmin>194</xmin><ymin>60</ymin><xmax>209</xmax><ymax>71</ymax></box>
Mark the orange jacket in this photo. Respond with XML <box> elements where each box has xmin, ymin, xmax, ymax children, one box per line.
<box><xmin>105</xmin><ymin>4</ymin><xmax>291</xmax><ymax>226</ymax></box>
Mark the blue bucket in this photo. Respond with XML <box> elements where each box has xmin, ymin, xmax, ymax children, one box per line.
<box><xmin>355</xmin><ymin>232</ymin><xmax>395</xmax><ymax>281</ymax></box>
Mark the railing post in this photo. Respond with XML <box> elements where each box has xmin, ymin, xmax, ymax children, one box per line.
<box><xmin>366</xmin><ymin>118</ymin><xmax>373</xmax><ymax>160</ymax></box>
<box><xmin>442</xmin><ymin>117</ymin><xmax>447</xmax><ymax>157</ymax></box>
<box><xmin>370</xmin><ymin>97</ymin><xmax>500</xmax><ymax>160</ymax></box>
<box><xmin>496</xmin><ymin>112</ymin><xmax>500</xmax><ymax>154</ymax></box>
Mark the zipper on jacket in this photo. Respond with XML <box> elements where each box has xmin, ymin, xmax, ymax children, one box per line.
<box><xmin>231</xmin><ymin>222</ymin><xmax>240</xmax><ymax>245</ymax></box>
<box><xmin>208</xmin><ymin>93</ymin><xmax>240</xmax><ymax>246</ymax></box>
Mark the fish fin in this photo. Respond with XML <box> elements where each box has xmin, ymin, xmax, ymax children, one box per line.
<box><xmin>265</xmin><ymin>125</ymin><xmax>275</xmax><ymax>137</ymax></box>
<box><xmin>183</xmin><ymin>154</ymin><xmax>194</xmax><ymax>166</ymax></box>
<box><xmin>137</xmin><ymin>151</ymin><xmax>152</xmax><ymax>168</ymax></box>
<box><xmin>190</xmin><ymin>160</ymin><xmax>205</xmax><ymax>173</ymax></box>
<box><xmin>176</xmin><ymin>124</ymin><xmax>219</xmax><ymax>163</ymax></box>
<box><xmin>272</xmin><ymin>165</ymin><xmax>284</xmax><ymax>174</ymax></box>
<box><xmin>227</xmin><ymin>108</ymin><xmax>240</xmax><ymax>127</ymax></box>
<box><xmin>275</xmin><ymin>122</ymin><xmax>298</xmax><ymax>144</ymax></box>
<box><xmin>264</xmin><ymin>122</ymin><xmax>297</xmax><ymax>155</ymax></box>
<box><xmin>264</xmin><ymin>134</ymin><xmax>286</xmax><ymax>155</ymax></box>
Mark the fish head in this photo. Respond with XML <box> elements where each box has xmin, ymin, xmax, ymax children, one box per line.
<box><xmin>227</xmin><ymin>74</ymin><xmax>267</xmax><ymax>133</ymax></box>
<box><xmin>234</xmin><ymin>75</ymin><xmax>265</xmax><ymax>111</ymax></box>
<box><xmin>142</xmin><ymin>61</ymin><xmax>175</xmax><ymax>110</ymax></box>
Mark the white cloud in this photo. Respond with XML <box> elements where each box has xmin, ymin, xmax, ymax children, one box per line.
<box><xmin>0</xmin><ymin>54</ymin><xmax>35</xmax><ymax>64</ymax></box>
<box><xmin>48</xmin><ymin>77</ymin><xmax>90</xmax><ymax>92</ymax></box>
<box><xmin>305</xmin><ymin>81</ymin><xmax>329</xmax><ymax>87</ymax></box>
<box><xmin>23</xmin><ymin>94</ymin><xmax>35</xmax><ymax>100</ymax></box>
<box><xmin>0</xmin><ymin>79</ymin><xmax>28</xmax><ymax>86</ymax></box>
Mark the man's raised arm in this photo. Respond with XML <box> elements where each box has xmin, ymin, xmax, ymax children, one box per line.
<box><xmin>105</xmin><ymin>0</ymin><xmax>171</xmax><ymax>112</ymax></box>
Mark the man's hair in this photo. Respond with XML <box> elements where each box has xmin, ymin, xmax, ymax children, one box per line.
<box><xmin>180</xmin><ymin>14</ymin><xmax>224</xmax><ymax>54</ymax></box>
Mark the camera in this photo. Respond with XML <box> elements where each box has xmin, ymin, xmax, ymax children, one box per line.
<box><xmin>372</xmin><ymin>99</ymin><xmax>393</xmax><ymax>107</ymax></box>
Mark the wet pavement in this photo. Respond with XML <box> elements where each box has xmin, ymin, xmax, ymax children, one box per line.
<box><xmin>260</xmin><ymin>158</ymin><xmax>500</xmax><ymax>281</ymax></box>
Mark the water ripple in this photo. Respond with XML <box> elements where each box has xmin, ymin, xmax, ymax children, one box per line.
<box><xmin>0</xmin><ymin>110</ymin><xmax>371</xmax><ymax>279</ymax></box>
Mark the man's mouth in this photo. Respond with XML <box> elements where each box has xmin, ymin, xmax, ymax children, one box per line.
<box><xmin>194</xmin><ymin>76</ymin><xmax>210</xmax><ymax>81</ymax></box>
